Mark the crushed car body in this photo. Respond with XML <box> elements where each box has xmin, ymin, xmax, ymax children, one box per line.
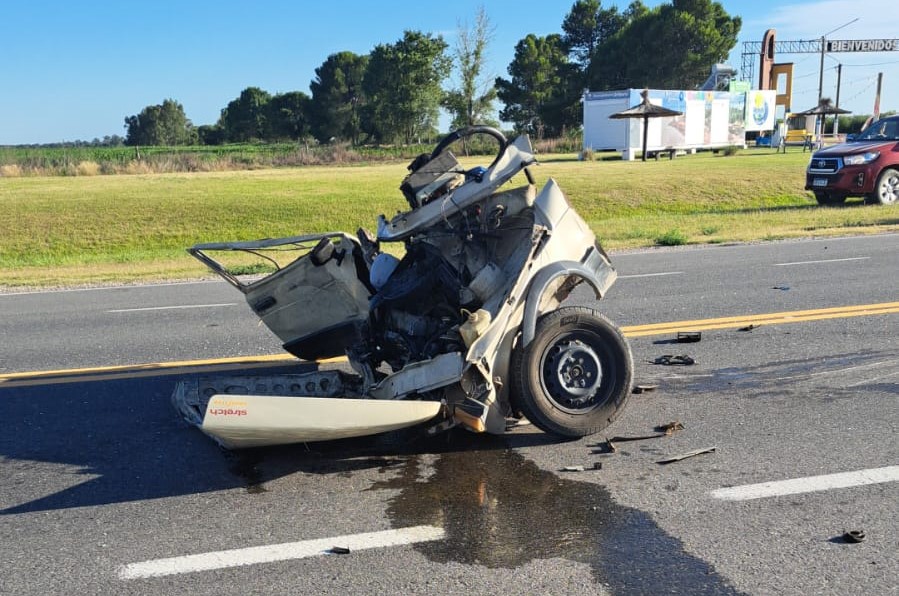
<box><xmin>173</xmin><ymin>127</ymin><xmax>633</xmax><ymax>448</ymax></box>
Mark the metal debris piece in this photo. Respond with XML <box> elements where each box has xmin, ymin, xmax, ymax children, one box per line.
<box><xmin>656</xmin><ymin>421</ymin><xmax>685</xmax><ymax>435</ymax></box>
<box><xmin>676</xmin><ymin>331</ymin><xmax>701</xmax><ymax>343</ymax></box>
<box><xmin>561</xmin><ymin>465</ymin><xmax>585</xmax><ymax>472</ymax></box>
<box><xmin>633</xmin><ymin>384</ymin><xmax>659</xmax><ymax>394</ymax></box>
<box><xmin>737</xmin><ymin>324</ymin><xmax>759</xmax><ymax>332</ymax></box>
<box><xmin>329</xmin><ymin>546</ymin><xmax>351</xmax><ymax>555</ymax></box>
<box><xmin>609</xmin><ymin>433</ymin><xmax>666</xmax><ymax>442</ymax></box>
<box><xmin>843</xmin><ymin>530</ymin><xmax>866</xmax><ymax>543</ymax></box>
<box><xmin>772</xmin><ymin>286</ymin><xmax>790</xmax><ymax>291</ymax></box>
<box><xmin>656</xmin><ymin>446</ymin><xmax>716</xmax><ymax>464</ymax></box>
<box><xmin>653</xmin><ymin>355</ymin><xmax>695</xmax><ymax>366</ymax></box>
<box><xmin>606</xmin><ymin>438</ymin><xmax>618</xmax><ymax>453</ymax></box>
<box><xmin>593</xmin><ymin>462</ymin><xmax>603</xmax><ymax>470</ymax></box>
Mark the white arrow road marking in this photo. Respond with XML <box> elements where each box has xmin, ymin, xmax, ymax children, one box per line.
<box><xmin>118</xmin><ymin>525</ymin><xmax>445</xmax><ymax>579</ymax></box>
<box><xmin>711</xmin><ymin>465</ymin><xmax>899</xmax><ymax>501</ymax></box>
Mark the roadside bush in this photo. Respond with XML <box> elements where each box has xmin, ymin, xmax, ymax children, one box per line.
<box><xmin>656</xmin><ymin>229</ymin><xmax>688</xmax><ymax>246</ymax></box>
<box><xmin>76</xmin><ymin>161</ymin><xmax>101</xmax><ymax>176</ymax></box>
<box><xmin>0</xmin><ymin>164</ymin><xmax>22</xmax><ymax>177</ymax></box>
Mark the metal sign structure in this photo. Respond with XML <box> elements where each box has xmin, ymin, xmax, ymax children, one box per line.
<box><xmin>741</xmin><ymin>38</ymin><xmax>899</xmax><ymax>83</ymax></box>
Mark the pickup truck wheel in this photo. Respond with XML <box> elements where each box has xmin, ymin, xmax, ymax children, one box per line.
<box><xmin>511</xmin><ymin>307</ymin><xmax>632</xmax><ymax>438</ymax></box>
<box><xmin>873</xmin><ymin>168</ymin><xmax>899</xmax><ymax>205</ymax></box>
<box><xmin>814</xmin><ymin>191</ymin><xmax>846</xmax><ymax>206</ymax></box>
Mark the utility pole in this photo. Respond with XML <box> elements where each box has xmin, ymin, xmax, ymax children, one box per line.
<box><xmin>873</xmin><ymin>72</ymin><xmax>883</xmax><ymax>120</ymax></box>
<box><xmin>817</xmin><ymin>35</ymin><xmax>825</xmax><ymax>140</ymax></box>
<box><xmin>834</xmin><ymin>64</ymin><xmax>842</xmax><ymax>135</ymax></box>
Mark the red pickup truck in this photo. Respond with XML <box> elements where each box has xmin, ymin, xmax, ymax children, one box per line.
<box><xmin>805</xmin><ymin>115</ymin><xmax>899</xmax><ymax>205</ymax></box>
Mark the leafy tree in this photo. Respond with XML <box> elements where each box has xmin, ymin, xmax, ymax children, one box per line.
<box><xmin>267</xmin><ymin>91</ymin><xmax>312</xmax><ymax>141</ymax></box>
<box><xmin>587</xmin><ymin>0</ymin><xmax>740</xmax><ymax>90</ymax></box>
<box><xmin>561</xmin><ymin>0</ymin><xmax>625</xmax><ymax>69</ymax></box>
<box><xmin>309</xmin><ymin>52</ymin><xmax>369</xmax><ymax>144</ymax></box>
<box><xmin>220</xmin><ymin>87</ymin><xmax>272</xmax><ymax>142</ymax></box>
<box><xmin>362</xmin><ymin>30</ymin><xmax>451</xmax><ymax>144</ymax></box>
<box><xmin>442</xmin><ymin>6</ymin><xmax>499</xmax><ymax>131</ymax></box>
<box><xmin>124</xmin><ymin>99</ymin><xmax>197</xmax><ymax>146</ymax></box>
<box><xmin>495</xmin><ymin>34</ymin><xmax>580</xmax><ymax>137</ymax></box>
<box><xmin>623</xmin><ymin>0</ymin><xmax>649</xmax><ymax>20</ymax></box>
<box><xmin>197</xmin><ymin>124</ymin><xmax>226</xmax><ymax>145</ymax></box>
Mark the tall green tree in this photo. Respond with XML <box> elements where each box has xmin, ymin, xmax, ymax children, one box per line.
<box><xmin>361</xmin><ymin>30</ymin><xmax>451</xmax><ymax>144</ymax></box>
<box><xmin>495</xmin><ymin>34</ymin><xmax>580</xmax><ymax>137</ymax></box>
<box><xmin>561</xmin><ymin>0</ymin><xmax>625</xmax><ymax>69</ymax></box>
<box><xmin>220</xmin><ymin>87</ymin><xmax>272</xmax><ymax>142</ymax></box>
<box><xmin>442</xmin><ymin>6</ymin><xmax>498</xmax><ymax>131</ymax></box>
<box><xmin>266</xmin><ymin>91</ymin><xmax>312</xmax><ymax>141</ymax></box>
<box><xmin>587</xmin><ymin>0</ymin><xmax>740</xmax><ymax>90</ymax></box>
<box><xmin>309</xmin><ymin>51</ymin><xmax>369</xmax><ymax>144</ymax></box>
<box><xmin>124</xmin><ymin>99</ymin><xmax>197</xmax><ymax>146</ymax></box>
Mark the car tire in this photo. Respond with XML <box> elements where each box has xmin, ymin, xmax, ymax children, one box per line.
<box><xmin>873</xmin><ymin>168</ymin><xmax>899</xmax><ymax>205</ymax></box>
<box><xmin>511</xmin><ymin>306</ymin><xmax>632</xmax><ymax>438</ymax></box>
<box><xmin>814</xmin><ymin>191</ymin><xmax>847</xmax><ymax>206</ymax></box>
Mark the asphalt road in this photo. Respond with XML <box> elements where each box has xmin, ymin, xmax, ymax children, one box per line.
<box><xmin>1</xmin><ymin>234</ymin><xmax>897</xmax><ymax>595</ymax></box>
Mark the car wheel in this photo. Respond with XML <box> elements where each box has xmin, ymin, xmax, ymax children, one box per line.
<box><xmin>814</xmin><ymin>191</ymin><xmax>847</xmax><ymax>206</ymax></box>
<box><xmin>873</xmin><ymin>168</ymin><xmax>899</xmax><ymax>205</ymax></box>
<box><xmin>511</xmin><ymin>306</ymin><xmax>632</xmax><ymax>438</ymax></box>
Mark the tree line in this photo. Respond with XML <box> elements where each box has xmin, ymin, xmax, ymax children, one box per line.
<box><xmin>124</xmin><ymin>0</ymin><xmax>741</xmax><ymax>147</ymax></box>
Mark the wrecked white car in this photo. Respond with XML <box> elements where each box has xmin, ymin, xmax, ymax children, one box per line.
<box><xmin>173</xmin><ymin>127</ymin><xmax>633</xmax><ymax>448</ymax></box>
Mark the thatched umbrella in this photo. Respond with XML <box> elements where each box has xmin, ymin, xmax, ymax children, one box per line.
<box><xmin>795</xmin><ymin>97</ymin><xmax>851</xmax><ymax>136</ymax></box>
<box><xmin>609</xmin><ymin>89</ymin><xmax>683</xmax><ymax>161</ymax></box>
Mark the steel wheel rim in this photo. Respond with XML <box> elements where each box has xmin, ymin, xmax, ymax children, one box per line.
<box><xmin>539</xmin><ymin>333</ymin><xmax>606</xmax><ymax>414</ymax></box>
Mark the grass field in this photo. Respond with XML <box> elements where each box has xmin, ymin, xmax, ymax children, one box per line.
<box><xmin>1</xmin><ymin>147</ymin><xmax>897</xmax><ymax>288</ymax></box>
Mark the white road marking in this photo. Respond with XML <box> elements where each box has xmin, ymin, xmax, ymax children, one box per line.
<box><xmin>108</xmin><ymin>303</ymin><xmax>237</xmax><ymax>313</ymax></box>
<box><xmin>118</xmin><ymin>525</ymin><xmax>445</xmax><ymax>580</ymax></box>
<box><xmin>618</xmin><ymin>271</ymin><xmax>683</xmax><ymax>279</ymax></box>
<box><xmin>773</xmin><ymin>257</ymin><xmax>870</xmax><ymax>266</ymax></box>
<box><xmin>710</xmin><ymin>465</ymin><xmax>899</xmax><ymax>501</ymax></box>
<box><xmin>0</xmin><ymin>279</ymin><xmax>225</xmax><ymax>297</ymax></box>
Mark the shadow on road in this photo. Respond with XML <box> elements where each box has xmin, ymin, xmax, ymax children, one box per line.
<box><xmin>0</xmin><ymin>364</ymin><xmax>563</xmax><ymax>515</ymax></box>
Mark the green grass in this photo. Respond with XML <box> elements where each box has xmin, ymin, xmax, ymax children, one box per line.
<box><xmin>1</xmin><ymin>146</ymin><xmax>897</xmax><ymax>288</ymax></box>
<box><xmin>655</xmin><ymin>229</ymin><xmax>688</xmax><ymax>246</ymax></box>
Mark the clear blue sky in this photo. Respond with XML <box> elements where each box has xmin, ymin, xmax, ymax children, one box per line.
<box><xmin>1</xmin><ymin>0</ymin><xmax>895</xmax><ymax>144</ymax></box>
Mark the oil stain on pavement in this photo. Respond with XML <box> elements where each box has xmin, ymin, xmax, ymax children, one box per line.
<box><xmin>371</xmin><ymin>437</ymin><xmax>744</xmax><ymax>595</ymax></box>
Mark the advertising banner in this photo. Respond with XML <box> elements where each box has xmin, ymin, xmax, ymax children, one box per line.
<box><xmin>744</xmin><ymin>90</ymin><xmax>776</xmax><ymax>132</ymax></box>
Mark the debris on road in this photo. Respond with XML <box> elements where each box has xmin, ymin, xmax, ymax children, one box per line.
<box><xmin>633</xmin><ymin>383</ymin><xmax>659</xmax><ymax>394</ymax></box>
<box><xmin>609</xmin><ymin>433</ymin><xmax>667</xmax><ymax>442</ymax></box>
<box><xmin>676</xmin><ymin>331</ymin><xmax>701</xmax><ymax>343</ymax></box>
<box><xmin>656</xmin><ymin>421</ymin><xmax>685</xmax><ymax>435</ymax></box>
<box><xmin>329</xmin><ymin>546</ymin><xmax>351</xmax><ymax>555</ymax></box>
<box><xmin>656</xmin><ymin>446</ymin><xmax>716</xmax><ymax>464</ymax></box>
<box><xmin>772</xmin><ymin>286</ymin><xmax>790</xmax><ymax>291</ymax></box>
<box><xmin>653</xmin><ymin>354</ymin><xmax>695</xmax><ymax>366</ymax></box>
<box><xmin>842</xmin><ymin>530</ymin><xmax>866</xmax><ymax>543</ymax></box>
<box><xmin>737</xmin><ymin>324</ymin><xmax>759</xmax><ymax>332</ymax></box>
<box><xmin>561</xmin><ymin>465</ymin><xmax>586</xmax><ymax>472</ymax></box>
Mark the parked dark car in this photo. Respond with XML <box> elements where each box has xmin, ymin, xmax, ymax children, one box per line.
<box><xmin>805</xmin><ymin>115</ymin><xmax>899</xmax><ymax>205</ymax></box>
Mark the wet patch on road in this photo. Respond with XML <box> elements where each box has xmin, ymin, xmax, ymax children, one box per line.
<box><xmin>668</xmin><ymin>351</ymin><xmax>896</xmax><ymax>398</ymax></box>
<box><xmin>371</xmin><ymin>435</ymin><xmax>744</xmax><ymax>594</ymax></box>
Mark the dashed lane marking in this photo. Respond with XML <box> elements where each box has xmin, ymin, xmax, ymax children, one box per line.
<box><xmin>118</xmin><ymin>525</ymin><xmax>445</xmax><ymax>579</ymax></box>
<box><xmin>710</xmin><ymin>466</ymin><xmax>899</xmax><ymax>501</ymax></box>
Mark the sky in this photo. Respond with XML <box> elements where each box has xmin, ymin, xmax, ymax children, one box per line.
<box><xmin>1</xmin><ymin>0</ymin><xmax>896</xmax><ymax>145</ymax></box>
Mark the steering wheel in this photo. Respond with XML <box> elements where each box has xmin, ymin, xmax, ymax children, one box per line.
<box><xmin>429</xmin><ymin>126</ymin><xmax>508</xmax><ymax>172</ymax></box>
